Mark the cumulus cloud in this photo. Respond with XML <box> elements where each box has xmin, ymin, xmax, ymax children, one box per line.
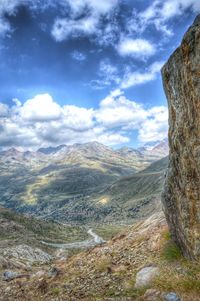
<box><xmin>97</xmin><ymin>132</ymin><xmax>129</xmax><ymax>145</ymax></box>
<box><xmin>62</xmin><ymin>105</ymin><xmax>94</xmax><ymax>131</ymax></box>
<box><xmin>97</xmin><ymin>91</ymin><xmax>168</xmax><ymax>143</ymax></box>
<box><xmin>0</xmin><ymin>94</ymin><xmax>95</xmax><ymax>148</ymax></box>
<box><xmin>96</xmin><ymin>93</ymin><xmax>148</xmax><ymax>128</ymax></box>
<box><xmin>117</xmin><ymin>38</ymin><xmax>156</xmax><ymax>59</ymax></box>
<box><xmin>138</xmin><ymin>106</ymin><xmax>168</xmax><ymax>142</ymax></box>
<box><xmin>120</xmin><ymin>61</ymin><xmax>164</xmax><ymax>89</ymax></box>
<box><xmin>20</xmin><ymin>94</ymin><xmax>62</xmax><ymax>121</ymax></box>
<box><xmin>0</xmin><ymin>103</ymin><xmax>9</xmax><ymax>117</ymax></box>
<box><xmin>0</xmin><ymin>92</ymin><xmax>168</xmax><ymax>150</ymax></box>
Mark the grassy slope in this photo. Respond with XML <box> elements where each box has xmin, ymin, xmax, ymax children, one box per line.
<box><xmin>0</xmin><ymin>206</ymin><xmax>128</xmax><ymax>257</ymax></box>
<box><xmin>0</xmin><ymin>154</ymin><xmax>137</xmax><ymax>217</ymax></box>
<box><xmin>89</xmin><ymin>156</ymin><xmax>168</xmax><ymax>223</ymax></box>
<box><xmin>32</xmin><ymin>156</ymin><xmax>168</xmax><ymax>223</ymax></box>
<box><xmin>0</xmin><ymin>143</ymin><xmax>168</xmax><ymax>222</ymax></box>
<box><xmin>0</xmin><ymin>156</ymin><xmax>168</xmax><ymax>225</ymax></box>
<box><xmin>0</xmin><ymin>207</ymin><xmax>88</xmax><ymax>253</ymax></box>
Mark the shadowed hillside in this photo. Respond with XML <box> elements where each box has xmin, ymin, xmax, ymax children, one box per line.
<box><xmin>0</xmin><ymin>142</ymin><xmax>168</xmax><ymax>223</ymax></box>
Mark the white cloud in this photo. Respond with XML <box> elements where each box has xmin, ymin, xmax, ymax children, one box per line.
<box><xmin>51</xmin><ymin>16</ymin><xmax>98</xmax><ymax>41</ymax></box>
<box><xmin>0</xmin><ymin>17</ymin><xmax>10</xmax><ymax>36</ymax></box>
<box><xmin>159</xmin><ymin>0</ymin><xmax>200</xmax><ymax>20</ymax></box>
<box><xmin>71</xmin><ymin>51</ymin><xmax>87</xmax><ymax>61</ymax></box>
<box><xmin>121</xmin><ymin>61</ymin><xmax>164</xmax><ymax>89</ymax></box>
<box><xmin>12</xmin><ymin>98</ymin><xmax>22</xmax><ymax>107</ymax></box>
<box><xmin>0</xmin><ymin>0</ymin><xmax>23</xmax><ymax>36</ymax></box>
<box><xmin>90</xmin><ymin>58</ymin><xmax>164</xmax><ymax>91</ymax></box>
<box><xmin>0</xmin><ymin>103</ymin><xmax>9</xmax><ymax>117</ymax></box>
<box><xmin>0</xmin><ymin>0</ymin><xmax>116</xmax><ymax>40</ymax></box>
<box><xmin>0</xmin><ymin>0</ymin><xmax>199</xmax><ymax>46</ymax></box>
<box><xmin>0</xmin><ymin>92</ymin><xmax>168</xmax><ymax>149</ymax></box>
<box><xmin>20</xmin><ymin>94</ymin><xmax>62</xmax><ymax>121</ymax></box>
<box><xmin>62</xmin><ymin>105</ymin><xmax>94</xmax><ymax>130</ymax></box>
<box><xmin>0</xmin><ymin>0</ymin><xmax>22</xmax><ymax>15</ymax></box>
<box><xmin>0</xmin><ymin>0</ymin><xmax>117</xmax><ymax>39</ymax></box>
<box><xmin>65</xmin><ymin>0</ymin><xmax>118</xmax><ymax>16</ymax></box>
<box><xmin>96</xmin><ymin>93</ymin><xmax>148</xmax><ymax>128</ymax></box>
<box><xmin>121</xmin><ymin>72</ymin><xmax>155</xmax><ymax>89</ymax></box>
<box><xmin>131</xmin><ymin>0</ymin><xmax>200</xmax><ymax>37</ymax></box>
<box><xmin>51</xmin><ymin>0</ymin><xmax>119</xmax><ymax>42</ymax></box>
<box><xmin>117</xmin><ymin>38</ymin><xmax>156</xmax><ymax>58</ymax></box>
<box><xmin>90</xmin><ymin>59</ymin><xmax>120</xmax><ymax>89</ymax></box>
<box><xmin>138</xmin><ymin>106</ymin><xmax>168</xmax><ymax>142</ymax></box>
<box><xmin>97</xmin><ymin>132</ymin><xmax>129</xmax><ymax>145</ymax></box>
<box><xmin>0</xmin><ymin>0</ymin><xmax>58</xmax><ymax>36</ymax></box>
<box><xmin>99</xmin><ymin>60</ymin><xmax>118</xmax><ymax>79</ymax></box>
<box><xmin>97</xmin><ymin>22</ymin><xmax>119</xmax><ymax>46</ymax></box>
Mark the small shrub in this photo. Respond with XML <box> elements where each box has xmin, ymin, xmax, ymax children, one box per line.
<box><xmin>95</xmin><ymin>258</ymin><xmax>112</xmax><ymax>272</ymax></box>
<box><xmin>51</xmin><ymin>288</ymin><xmax>60</xmax><ymax>296</ymax></box>
<box><xmin>159</xmin><ymin>230</ymin><xmax>183</xmax><ymax>262</ymax></box>
<box><xmin>153</xmin><ymin>272</ymin><xmax>200</xmax><ymax>294</ymax></box>
<box><xmin>161</xmin><ymin>240</ymin><xmax>182</xmax><ymax>262</ymax></box>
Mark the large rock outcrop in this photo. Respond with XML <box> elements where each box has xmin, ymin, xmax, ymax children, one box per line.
<box><xmin>162</xmin><ymin>15</ymin><xmax>200</xmax><ymax>259</ymax></box>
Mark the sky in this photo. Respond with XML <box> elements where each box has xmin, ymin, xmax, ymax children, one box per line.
<box><xmin>0</xmin><ymin>0</ymin><xmax>199</xmax><ymax>150</ymax></box>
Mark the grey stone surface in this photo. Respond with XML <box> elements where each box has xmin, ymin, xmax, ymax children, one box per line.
<box><xmin>3</xmin><ymin>271</ymin><xmax>18</xmax><ymax>281</ymax></box>
<box><xmin>163</xmin><ymin>292</ymin><xmax>181</xmax><ymax>301</ymax></box>
<box><xmin>162</xmin><ymin>14</ymin><xmax>200</xmax><ymax>259</ymax></box>
<box><xmin>48</xmin><ymin>266</ymin><xmax>60</xmax><ymax>277</ymax></box>
<box><xmin>0</xmin><ymin>244</ymin><xmax>52</xmax><ymax>269</ymax></box>
<box><xmin>135</xmin><ymin>266</ymin><xmax>159</xmax><ymax>288</ymax></box>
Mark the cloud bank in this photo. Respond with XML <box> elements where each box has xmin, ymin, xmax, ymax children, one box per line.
<box><xmin>0</xmin><ymin>92</ymin><xmax>168</xmax><ymax>150</ymax></box>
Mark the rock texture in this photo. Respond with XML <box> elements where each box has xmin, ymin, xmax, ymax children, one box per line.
<box><xmin>0</xmin><ymin>245</ymin><xmax>52</xmax><ymax>269</ymax></box>
<box><xmin>162</xmin><ymin>15</ymin><xmax>200</xmax><ymax>259</ymax></box>
<box><xmin>135</xmin><ymin>266</ymin><xmax>160</xmax><ymax>288</ymax></box>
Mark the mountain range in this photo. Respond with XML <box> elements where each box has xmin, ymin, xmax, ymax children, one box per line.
<box><xmin>0</xmin><ymin>140</ymin><xmax>168</xmax><ymax>224</ymax></box>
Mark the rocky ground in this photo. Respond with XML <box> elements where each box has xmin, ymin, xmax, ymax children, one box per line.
<box><xmin>0</xmin><ymin>213</ymin><xmax>199</xmax><ymax>301</ymax></box>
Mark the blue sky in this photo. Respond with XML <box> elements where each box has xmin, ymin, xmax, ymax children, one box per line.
<box><xmin>0</xmin><ymin>0</ymin><xmax>199</xmax><ymax>150</ymax></box>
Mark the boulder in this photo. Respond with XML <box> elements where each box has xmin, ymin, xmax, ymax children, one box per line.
<box><xmin>163</xmin><ymin>292</ymin><xmax>181</xmax><ymax>301</ymax></box>
<box><xmin>162</xmin><ymin>14</ymin><xmax>200</xmax><ymax>259</ymax></box>
<box><xmin>2</xmin><ymin>270</ymin><xmax>30</xmax><ymax>282</ymax></box>
<box><xmin>3</xmin><ymin>270</ymin><xmax>18</xmax><ymax>281</ymax></box>
<box><xmin>135</xmin><ymin>266</ymin><xmax>159</xmax><ymax>288</ymax></box>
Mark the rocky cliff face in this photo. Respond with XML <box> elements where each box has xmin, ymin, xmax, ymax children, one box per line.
<box><xmin>162</xmin><ymin>15</ymin><xmax>200</xmax><ymax>259</ymax></box>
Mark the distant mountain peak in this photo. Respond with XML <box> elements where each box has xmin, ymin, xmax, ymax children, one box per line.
<box><xmin>142</xmin><ymin>138</ymin><xmax>168</xmax><ymax>151</ymax></box>
<box><xmin>37</xmin><ymin>145</ymin><xmax>66</xmax><ymax>154</ymax></box>
<box><xmin>0</xmin><ymin>147</ymin><xmax>22</xmax><ymax>156</ymax></box>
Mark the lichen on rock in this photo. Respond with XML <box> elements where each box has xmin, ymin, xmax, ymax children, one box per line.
<box><xmin>162</xmin><ymin>14</ymin><xmax>200</xmax><ymax>259</ymax></box>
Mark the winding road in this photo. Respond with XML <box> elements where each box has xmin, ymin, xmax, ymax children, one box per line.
<box><xmin>41</xmin><ymin>229</ymin><xmax>105</xmax><ymax>249</ymax></box>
